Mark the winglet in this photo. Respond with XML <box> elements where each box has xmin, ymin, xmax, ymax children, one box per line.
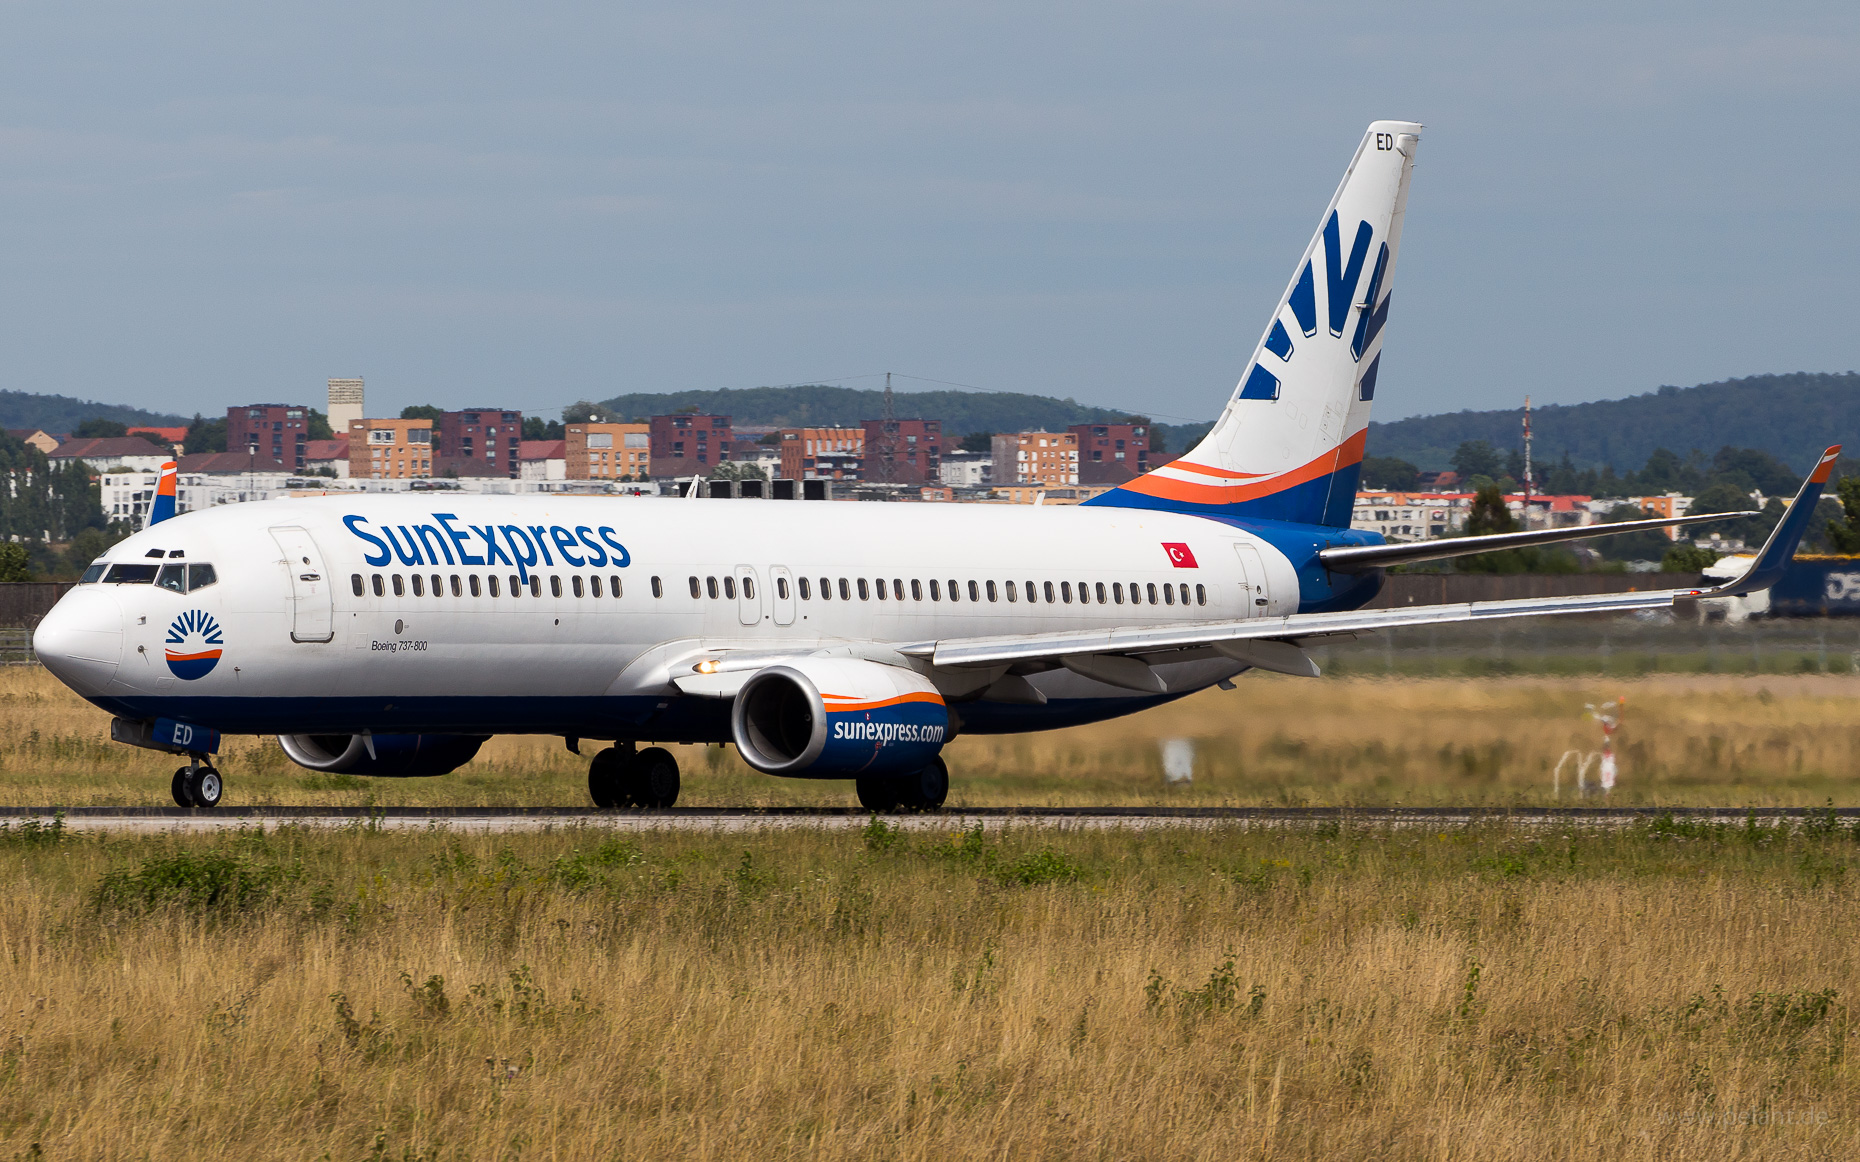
<box><xmin>1706</xmin><ymin>445</ymin><xmax>1840</xmax><ymax>597</ymax></box>
<box><xmin>147</xmin><ymin>462</ymin><xmax>178</xmax><ymax>526</ymax></box>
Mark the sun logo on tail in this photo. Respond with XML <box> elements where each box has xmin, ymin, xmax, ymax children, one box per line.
<box><xmin>164</xmin><ymin>609</ymin><xmax>224</xmax><ymax>680</ymax></box>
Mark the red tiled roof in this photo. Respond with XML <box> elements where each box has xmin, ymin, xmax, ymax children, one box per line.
<box><xmin>176</xmin><ymin>451</ymin><xmax>292</xmax><ymax>474</ymax></box>
<box><xmin>521</xmin><ymin>440</ymin><xmax>567</xmax><ymax>460</ymax></box>
<box><xmin>303</xmin><ymin>439</ymin><xmax>350</xmax><ymax>460</ymax></box>
<box><xmin>48</xmin><ymin>437</ymin><xmax>173</xmax><ymax>460</ymax></box>
<box><xmin>127</xmin><ymin>426</ymin><xmax>188</xmax><ymax>442</ymax></box>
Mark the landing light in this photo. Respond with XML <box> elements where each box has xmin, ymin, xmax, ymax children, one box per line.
<box><xmin>695</xmin><ymin>659</ymin><xmax>721</xmax><ymax>674</ymax></box>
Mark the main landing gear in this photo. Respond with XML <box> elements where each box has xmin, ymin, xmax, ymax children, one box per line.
<box><xmin>587</xmin><ymin>744</ymin><xmax>681</xmax><ymax>809</ymax></box>
<box><xmin>171</xmin><ymin>756</ymin><xmax>223</xmax><ymax>809</ymax></box>
<box><xmin>856</xmin><ymin>755</ymin><xmax>949</xmax><ymax>812</ymax></box>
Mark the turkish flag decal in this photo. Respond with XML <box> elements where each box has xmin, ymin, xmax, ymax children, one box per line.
<box><xmin>1162</xmin><ymin>542</ymin><xmax>1198</xmax><ymax>568</ymax></box>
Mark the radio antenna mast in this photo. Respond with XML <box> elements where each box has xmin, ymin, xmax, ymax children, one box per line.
<box><xmin>1522</xmin><ymin>394</ymin><xmax>1534</xmax><ymax>505</ymax></box>
<box><xmin>877</xmin><ymin>371</ymin><xmax>897</xmax><ymax>484</ymax></box>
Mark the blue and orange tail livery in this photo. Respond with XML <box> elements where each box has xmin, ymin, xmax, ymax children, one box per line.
<box><xmin>148</xmin><ymin>462</ymin><xmax>178</xmax><ymax>526</ymax></box>
<box><xmin>1088</xmin><ymin>120</ymin><xmax>1421</xmax><ymax>527</ymax></box>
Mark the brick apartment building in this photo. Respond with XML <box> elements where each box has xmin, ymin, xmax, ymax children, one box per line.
<box><xmin>349</xmin><ymin>419</ymin><xmax>434</xmax><ymax>480</ymax></box>
<box><xmin>228</xmin><ymin>404</ymin><xmax>313</xmax><ymax>472</ymax></box>
<box><xmin>649</xmin><ymin>414</ymin><xmax>732</xmax><ymax>478</ymax></box>
<box><xmin>860</xmin><ymin>419</ymin><xmax>941</xmax><ymax>484</ymax></box>
<box><xmin>435</xmin><ymin>408</ymin><xmax>522</xmax><ymax>478</ymax></box>
<box><xmin>778</xmin><ymin>427</ymin><xmax>864</xmax><ymax>480</ymax></box>
<box><xmin>565</xmin><ymin>422</ymin><xmax>650</xmax><ymax>480</ymax></box>
<box><xmin>1070</xmin><ymin>422</ymin><xmax>1150</xmax><ymax>484</ymax></box>
<box><xmin>993</xmin><ymin>431</ymin><xmax>1079</xmax><ymax>486</ymax></box>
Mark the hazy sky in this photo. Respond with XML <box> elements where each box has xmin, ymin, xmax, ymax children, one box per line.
<box><xmin>1</xmin><ymin>1</ymin><xmax>1854</xmax><ymax>423</ymax></box>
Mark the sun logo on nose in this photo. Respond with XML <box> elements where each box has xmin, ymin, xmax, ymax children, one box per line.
<box><xmin>164</xmin><ymin>609</ymin><xmax>223</xmax><ymax>680</ymax></box>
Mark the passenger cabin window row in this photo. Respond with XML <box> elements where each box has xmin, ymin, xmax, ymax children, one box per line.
<box><xmin>686</xmin><ymin>574</ymin><xmax>1209</xmax><ymax>607</ymax></box>
<box><xmin>350</xmin><ymin>573</ymin><xmax>648</xmax><ymax>600</ymax></box>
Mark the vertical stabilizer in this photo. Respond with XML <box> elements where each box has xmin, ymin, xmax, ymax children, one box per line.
<box><xmin>148</xmin><ymin>462</ymin><xmax>178</xmax><ymax>526</ymax></box>
<box><xmin>1088</xmin><ymin>121</ymin><xmax>1421</xmax><ymax>525</ymax></box>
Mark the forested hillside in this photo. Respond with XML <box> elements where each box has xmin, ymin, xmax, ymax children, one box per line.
<box><xmin>1367</xmin><ymin>372</ymin><xmax>1858</xmax><ymax>473</ymax></box>
<box><xmin>595</xmin><ymin>384</ymin><xmax>1212</xmax><ymax>454</ymax></box>
<box><xmin>0</xmin><ymin>391</ymin><xmax>186</xmax><ymax>434</ymax></box>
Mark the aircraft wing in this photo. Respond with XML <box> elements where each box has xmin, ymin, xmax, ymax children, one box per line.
<box><xmin>1317</xmin><ymin>509</ymin><xmax>1757</xmax><ymax>572</ymax></box>
<box><xmin>898</xmin><ymin>446</ymin><xmax>1840</xmax><ymax>678</ymax></box>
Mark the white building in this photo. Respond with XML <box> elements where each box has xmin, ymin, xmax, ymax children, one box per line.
<box><xmin>939</xmin><ymin>450</ymin><xmax>992</xmax><ymax>488</ymax></box>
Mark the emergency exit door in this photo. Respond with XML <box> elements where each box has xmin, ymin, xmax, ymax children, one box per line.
<box><xmin>271</xmin><ymin>526</ymin><xmax>334</xmax><ymax>642</ymax></box>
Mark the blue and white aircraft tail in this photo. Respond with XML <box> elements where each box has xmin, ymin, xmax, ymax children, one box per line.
<box><xmin>28</xmin><ymin>121</ymin><xmax>1833</xmax><ymax>812</ymax></box>
<box><xmin>1089</xmin><ymin>120</ymin><xmax>1419</xmax><ymax>526</ymax></box>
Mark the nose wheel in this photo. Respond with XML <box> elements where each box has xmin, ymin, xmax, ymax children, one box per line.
<box><xmin>171</xmin><ymin>759</ymin><xmax>223</xmax><ymax>808</ymax></box>
<box><xmin>587</xmin><ymin>744</ymin><xmax>680</xmax><ymax>809</ymax></box>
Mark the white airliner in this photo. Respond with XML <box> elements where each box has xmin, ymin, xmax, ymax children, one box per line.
<box><xmin>31</xmin><ymin>121</ymin><xmax>1835</xmax><ymax>809</ymax></box>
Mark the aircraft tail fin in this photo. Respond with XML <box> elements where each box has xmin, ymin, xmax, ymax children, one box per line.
<box><xmin>1087</xmin><ymin>120</ymin><xmax>1421</xmax><ymax>526</ymax></box>
<box><xmin>148</xmin><ymin>462</ymin><xmax>177</xmax><ymax>526</ymax></box>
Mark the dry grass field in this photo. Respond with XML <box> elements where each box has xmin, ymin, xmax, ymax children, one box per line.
<box><xmin>0</xmin><ymin>665</ymin><xmax>1855</xmax><ymax>808</ymax></box>
<box><xmin>0</xmin><ymin>817</ymin><xmax>1855</xmax><ymax>1159</ymax></box>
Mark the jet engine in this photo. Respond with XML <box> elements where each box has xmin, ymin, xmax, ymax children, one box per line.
<box><xmin>731</xmin><ymin>657</ymin><xmax>949</xmax><ymax>778</ymax></box>
<box><xmin>277</xmin><ymin>733</ymin><xmax>487</xmax><ymax>778</ymax></box>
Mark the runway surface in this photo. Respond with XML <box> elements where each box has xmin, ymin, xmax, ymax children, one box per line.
<box><xmin>1</xmin><ymin>805</ymin><xmax>1854</xmax><ymax>833</ymax></box>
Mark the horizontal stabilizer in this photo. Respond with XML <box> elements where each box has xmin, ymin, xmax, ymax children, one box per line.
<box><xmin>1318</xmin><ymin>509</ymin><xmax>1758</xmax><ymax>573</ymax></box>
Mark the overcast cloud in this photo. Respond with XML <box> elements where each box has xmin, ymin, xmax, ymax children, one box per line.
<box><xmin>0</xmin><ymin>1</ymin><xmax>1854</xmax><ymax>422</ymax></box>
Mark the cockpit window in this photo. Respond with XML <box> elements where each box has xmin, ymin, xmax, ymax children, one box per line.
<box><xmin>156</xmin><ymin>565</ymin><xmax>186</xmax><ymax>593</ymax></box>
<box><xmin>104</xmin><ymin>564</ymin><xmax>159</xmax><ymax>584</ymax></box>
<box><xmin>79</xmin><ymin>563</ymin><xmax>106</xmax><ymax>584</ymax></box>
<box><xmin>188</xmin><ymin>564</ymin><xmax>217</xmax><ymax>591</ymax></box>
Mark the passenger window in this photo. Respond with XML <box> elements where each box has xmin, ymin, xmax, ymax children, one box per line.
<box><xmin>390</xmin><ymin>575</ymin><xmax>403</xmax><ymax>597</ymax></box>
<box><xmin>839</xmin><ymin>579</ymin><xmax>850</xmax><ymax>600</ymax></box>
<box><xmin>156</xmin><ymin>564</ymin><xmax>186</xmax><ymax>593</ymax></box>
<box><xmin>968</xmin><ymin>580</ymin><xmax>979</xmax><ymax>602</ymax></box>
<box><xmin>930</xmin><ymin>579</ymin><xmax>941</xmax><ymax>601</ymax></box>
<box><xmin>1180</xmin><ymin>583</ymin><xmax>1190</xmax><ymax>605</ymax></box>
<box><xmin>351</xmin><ymin>574</ymin><xmax>365</xmax><ymax>596</ymax></box>
<box><xmin>489</xmin><ymin>576</ymin><xmax>501</xmax><ymax>597</ymax></box>
<box><xmin>707</xmin><ymin>577</ymin><xmax>719</xmax><ymax>599</ymax></box>
<box><xmin>612</xmin><ymin>577</ymin><xmax>623</xmax><ymax>598</ymax></box>
<box><xmin>1163</xmin><ymin>584</ymin><xmax>1174</xmax><ymax>605</ymax></box>
<box><xmin>551</xmin><ymin>576</ymin><xmax>563</xmax><ymax>598</ymax></box>
<box><xmin>1095</xmin><ymin>582</ymin><xmax>1107</xmax><ymax>604</ymax></box>
<box><xmin>1004</xmin><ymin>581</ymin><xmax>1017</xmax><ymax>602</ymax></box>
<box><xmin>372</xmin><ymin>574</ymin><xmax>385</xmax><ymax>597</ymax></box>
<box><xmin>857</xmin><ymin>578</ymin><xmax>869</xmax><ymax>600</ymax></box>
<box><xmin>106</xmin><ymin>564</ymin><xmax>159</xmax><ymax>584</ymax></box>
<box><xmin>893</xmin><ymin>578</ymin><xmax>905</xmax><ymax>600</ymax></box>
<box><xmin>689</xmin><ymin>576</ymin><xmax>701</xmax><ymax>598</ymax></box>
<box><xmin>911</xmin><ymin>579</ymin><xmax>922</xmax><ymax>601</ymax></box>
<box><xmin>723</xmin><ymin>576</ymin><xmax>736</xmax><ymax>600</ymax></box>
<box><xmin>572</xmin><ymin>576</ymin><xmax>584</xmax><ymax>598</ymax></box>
<box><xmin>776</xmin><ymin>577</ymin><xmax>789</xmax><ymax>600</ymax></box>
<box><xmin>450</xmin><ymin>575</ymin><xmax>462</xmax><ymax>596</ymax></box>
<box><xmin>1060</xmin><ymin>582</ymin><xmax>1071</xmax><ymax>603</ymax></box>
<box><xmin>1196</xmin><ymin>584</ymin><xmax>1207</xmax><ymax>606</ymax></box>
<box><xmin>469</xmin><ymin>575</ymin><xmax>481</xmax><ymax>597</ymax></box>
<box><xmin>80</xmin><ymin>563</ymin><xmax>106</xmax><ymax>584</ymax></box>
<box><xmin>650</xmin><ymin>576</ymin><xmax>662</xmax><ymax>598</ymax></box>
<box><xmin>799</xmin><ymin>577</ymin><xmax>812</xmax><ymax>599</ymax></box>
<box><xmin>1045</xmin><ymin>581</ymin><xmax>1056</xmax><ymax>603</ymax></box>
<box><xmin>1112</xmin><ymin>583</ymin><xmax>1123</xmax><ymax>604</ymax></box>
<box><xmin>431</xmin><ymin>574</ymin><xmax>441</xmax><ymax>596</ymax></box>
<box><xmin>986</xmin><ymin>581</ymin><xmax>998</xmax><ymax>602</ymax></box>
<box><xmin>1147</xmin><ymin>583</ymin><xmax>1159</xmax><ymax>604</ymax></box>
<box><xmin>744</xmin><ymin>576</ymin><xmax>756</xmax><ymax>600</ymax></box>
<box><xmin>591</xmin><ymin>576</ymin><xmax>602</xmax><ymax>597</ymax></box>
<box><xmin>871</xmin><ymin>578</ymin><xmax>883</xmax><ymax>600</ymax></box>
<box><xmin>412</xmin><ymin>575</ymin><xmax>424</xmax><ymax>597</ymax></box>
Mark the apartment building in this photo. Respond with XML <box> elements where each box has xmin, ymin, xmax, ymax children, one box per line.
<box><xmin>435</xmin><ymin>408</ymin><xmax>522</xmax><ymax>478</ymax></box>
<box><xmin>993</xmin><ymin>431</ymin><xmax>1079</xmax><ymax>486</ymax></box>
<box><xmin>778</xmin><ymin>427</ymin><xmax>864</xmax><ymax>480</ymax></box>
<box><xmin>1070</xmin><ymin>423</ymin><xmax>1150</xmax><ymax>483</ymax></box>
<box><xmin>349</xmin><ymin>419</ymin><xmax>434</xmax><ymax>480</ymax></box>
<box><xmin>649</xmin><ymin>414</ymin><xmax>732</xmax><ymax>478</ymax></box>
<box><xmin>566</xmin><ymin>422</ymin><xmax>650</xmax><ymax>480</ymax></box>
<box><xmin>227</xmin><ymin>404</ymin><xmax>313</xmax><ymax>471</ymax></box>
<box><xmin>860</xmin><ymin>419</ymin><xmax>941</xmax><ymax>484</ymax></box>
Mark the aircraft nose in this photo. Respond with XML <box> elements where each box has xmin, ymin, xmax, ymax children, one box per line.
<box><xmin>33</xmin><ymin>588</ymin><xmax>125</xmax><ymax>695</ymax></box>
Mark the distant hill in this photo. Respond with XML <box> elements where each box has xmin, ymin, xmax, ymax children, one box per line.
<box><xmin>0</xmin><ymin>391</ymin><xmax>187</xmax><ymax>435</ymax></box>
<box><xmin>1367</xmin><ymin>372</ymin><xmax>1859</xmax><ymax>474</ymax></box>
<box><xmin>596</xmin><ymin>384</ymin><xmax>1213</xmax><ymax>454</ymax></box>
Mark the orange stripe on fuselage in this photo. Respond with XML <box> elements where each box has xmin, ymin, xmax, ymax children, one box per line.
<box><xmin>820</xmin><ymin>691</ymin><xmax>946</xmax><ymax>713</ymax></box>
<box><xmin>1113</xmin><ymin>429</ymin><xmax>1367</xmax><ymax>507</ymax></box>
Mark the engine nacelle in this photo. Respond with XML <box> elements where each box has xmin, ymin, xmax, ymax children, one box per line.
<box><xmin>277</xmin><ymin>733</ymin><xmax>487</xmax><ymax>778</ymax></box>
<box><xmin>732</xmin><ymin>658</ymin><xmax>949</xmax><ymax>778</ymax></box>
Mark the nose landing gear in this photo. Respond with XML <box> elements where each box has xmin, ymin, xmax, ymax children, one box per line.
<box><xmin>171</xmin><ymin>756</ymin><xmax>223</xmax><ymax>808</ymax></box>
<box><xmin>587</xmin><ymin>744</ymin><xmax>681</xmax><ymax>809</ymax></box>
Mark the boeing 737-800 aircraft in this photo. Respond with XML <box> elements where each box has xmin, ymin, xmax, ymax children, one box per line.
<box><xmin>31</xmin><ymin>121</ymin><xmax>1836</xmax><ymax>809</ymax></box>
